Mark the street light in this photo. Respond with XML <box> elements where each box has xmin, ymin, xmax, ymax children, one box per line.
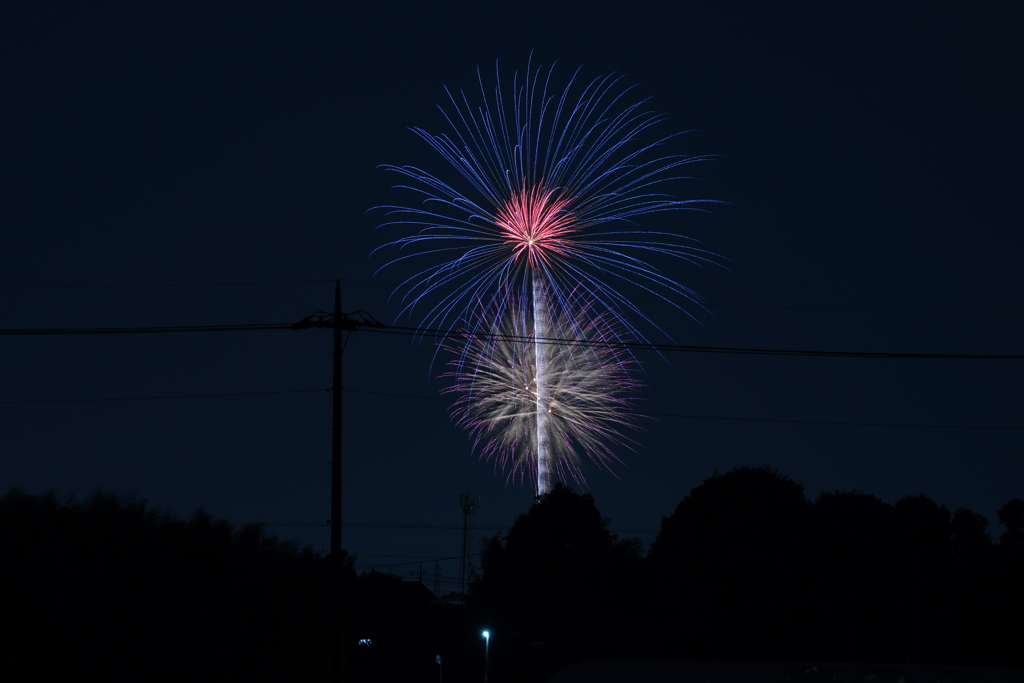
<box><xmin>482</xmin><ymin>630</ymin><xmax>490</xmax><ymax>683</ymax></box>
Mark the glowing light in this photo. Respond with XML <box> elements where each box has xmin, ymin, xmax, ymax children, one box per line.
<box><xmin>374</xmin><ymin>59</ymin><xmax>721</xmax><ymax>494</ymax></box>
<box><xmin>443</xmin><ymin>293</ymin><xmax>642</xmax><ymax>491</ymax></box>
<box><xmin>373</xmin><ymin>60</ymin><xmax>722</xmax><ymax>345</ymax></box>
<box><xmin>495</xmin><ymin>183</ymin><xmax>577</xmax><ymax>270</ymax></box>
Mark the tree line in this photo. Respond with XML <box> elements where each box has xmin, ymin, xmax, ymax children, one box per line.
<box><xmin>2</xmin><ymin>468</ymin><xmax>1021</xmax><ymax>682</ymax></box>
<box><xmin>474</xmin><ymin>468</ymin><xmax>1024</xmax><ymax>681</ymax></box>
<box><xmin>0</xmin><ymin>488</ymin><xmax>483</xmax><ymax>682</ymax></box>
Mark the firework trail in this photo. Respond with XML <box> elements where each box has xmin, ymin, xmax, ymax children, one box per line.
<box><xmin>374</xmin><ymin>59</ymin><xmax>722</xmax><ymax>493</ymax></box>
<box><xmin>442</xmin><ymin>295</ymin><xmax>642</xmax><ymax>491</ymax></box>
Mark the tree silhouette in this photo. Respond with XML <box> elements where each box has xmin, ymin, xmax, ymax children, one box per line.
<box><xmin>991</xmin><ymin>498</ymin><xmax>1024</xmax><ymax>661</ymax></box>
<box><xmin>477</xmin><ymin>483</ymin><xmax>613</xmax><ymax>634</ymax></box>
<box><xmin>473</xmin><ymin>483</ymin><xmax>642</xmax><ymax>679</ymax></box>
<box><xmin>892</xmin><ymin>494</ymin><xmax>953</xmax><ymax>662</ymax></box>
<box><xmin>6</xmin><ymin>475</ymin><xmax>1021</xmax><ymax>680</ymax></box>
<box><xmin>811</xmin><ymin>490</ymin><xmax>898</xmax><ymax>661</ymax></box>
<box><xmin>0</xmin><ymin>488</ymin><xmax>336</xmax><ymax>682</ymax></box>
<box><xmin>646</xmin><ymin>466</ymin><xmax>813</xmax><ymax>658</ymax></box>
<box><xmin>950</xmin><ymin>507</ymin><xmax>992</xmax><ymax>564</ymax></box>
<box><xmin>997</xmin><ymin>498</ymin><xmax>1024</xmax><ymax>558</ymax></box>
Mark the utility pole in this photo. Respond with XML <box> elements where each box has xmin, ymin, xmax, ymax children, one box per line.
<box><xmin>912</xmin><ymin>551</ymin><xmax>919</xmax><ymax>663</ymax></box>
<box><xmin>846</xmin><ymin>586</ymin><xmax>853</xmax><ymax>662</ymax></box>
<box><xmin>289</xmin><ymin>281</ymin><xmax>384</xmax><ymax>683</ymax></box>
<box><xmin>330</xmin><ymin>280</ymin><xmax>343</xmax><ymax>683</ymax></box>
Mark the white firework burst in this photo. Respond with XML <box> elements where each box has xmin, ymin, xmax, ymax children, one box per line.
<box><xmin>442</xmin><ymin>293</ymin><xmax>643</xmax><ymax>491</ymax></box>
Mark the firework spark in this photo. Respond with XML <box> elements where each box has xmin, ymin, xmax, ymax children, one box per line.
<box><xmin>374</xmin><ymin>59</ymin><xmax>722</xmax><ymax>493</ymax></box>
<box><xmin>443</xmin><ymin>295</ymin><xmax>642</xmax><ymax>491</ymax></box>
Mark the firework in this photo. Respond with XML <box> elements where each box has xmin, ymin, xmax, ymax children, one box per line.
<box><xmin>374</xmin><ymin>59</ymin><xmax>721</xmax><ymax>493</ymax></box>
<box><xmin>443</xmin><ymin>295</ymin><xmax>642</xmax><ymax>491</ymax></box>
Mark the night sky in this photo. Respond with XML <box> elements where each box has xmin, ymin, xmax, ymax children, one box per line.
<box><xmin>4</xmin><ymin>3</ymin><xmax>1022</xmax><ymax>592</ymax></box>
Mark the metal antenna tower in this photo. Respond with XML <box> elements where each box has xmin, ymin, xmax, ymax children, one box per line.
<box><xmin>458</xmin><ymin>492</ymin><xmax>480</xmax><ymax>599</ymax></box>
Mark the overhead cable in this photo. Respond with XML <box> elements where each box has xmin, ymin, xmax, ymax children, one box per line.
<box><xmin>2</xmin><ymin>319</ymin><xmax>1020</xmax><ymax>359</ymax></box>
<box><xmin>3</xmin><ymin>277</ymin><xmax>1020</xmax><ymax>315</ymax></box>
<box><xmin>342</xmin><ymin>388</ymin><xmax>1024</xmax><ymax>431</ymax></box>
<box><xmin>374</xmin><ymin>324</ymin><xmax>1024</xmax><ymax>360</ymax></box>
<box><xmin>0</xmin><ymin>389</ymin><xmax>328</xmax><ymax>405</ymax></box>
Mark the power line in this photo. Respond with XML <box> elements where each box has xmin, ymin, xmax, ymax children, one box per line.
<box><xmin>353</xmin><ymin>553</ymin><xmax>462</xmax><ymax>559</ymax></box>
<box><xmin>4</xmin><ymin>276</ymin><xmax>1019</xmax><ymax>316</ymax></box>
<box><xmin>373</xmin><ymin>323</ymin><xmax>1024</xmax><ymax>360</ymax></box>
<box><xmin>345</xmin><ymin>522</ymin><xmax>510</xmax><ymax>531</ymax></box>
<box><xmin>0</xmin><ymin>279</ymin><xmax>335</xmax><ymax>289</ymax></box>
<box><xmin>0</xmin><ymin>322</ymin><xmax>295</xmax><ymax>336</ymax></box>
<box><xmin>358</xmin><ymin>553</ymin><xmax>480</xmax><ymax>570</ymax></box>
<box><xmin>257</xmin><ymin>522</ymin><xmax>506</xmax><ymax>531</ymax></box>
<box><xmin>10</xmin><ymin>382</ymin><xmax>1011</xmax><ymax>430</ymax></box>
<box><xmin>342</xmin><ymin>388</ymin><xmax>1024</xmax><ymax>431</ymax></box>
<box><xmin>0</xmin><ymin>389</ymin><xmax>328</xmax><ymax>405</ymax></box>
<box><xmin>4</xmin><ymin>382</ymin><xmax>1015</xmax><ymax>430</ymax></box>
<box><xmin>257</xmin><ymin>521</ymin><xmax>660</xmax><ymax>534</ymax></box>
<box><xmin>641</xmin><ymin>411</ymin><xmax>1024</xmax><ymax>431</ymax></box>
<box><xmin>2</xmin><ymin>319</ymin><xmax>1020</xmax><ymax>359</ymax></box>
<box><xmin>344</xmin><ymin>388</ymin><xmax>450</xmax><ymax>403</ymax></box>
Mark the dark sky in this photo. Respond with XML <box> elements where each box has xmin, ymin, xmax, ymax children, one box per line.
<box><xmin>4</xmin><ymin>2</ymin><xmax>1022</xmax><ymax>590</ymax></box>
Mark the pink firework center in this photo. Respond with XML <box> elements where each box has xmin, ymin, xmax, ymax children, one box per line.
<box><xmin>494</xmin><ymin>184</ymin><xmax>577</xmax><ymax>270</ymax></box>
<box><xmin>492</xmin><ymin>183</ymin><xmax>590</xmax><ymax>494</ymax></box>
